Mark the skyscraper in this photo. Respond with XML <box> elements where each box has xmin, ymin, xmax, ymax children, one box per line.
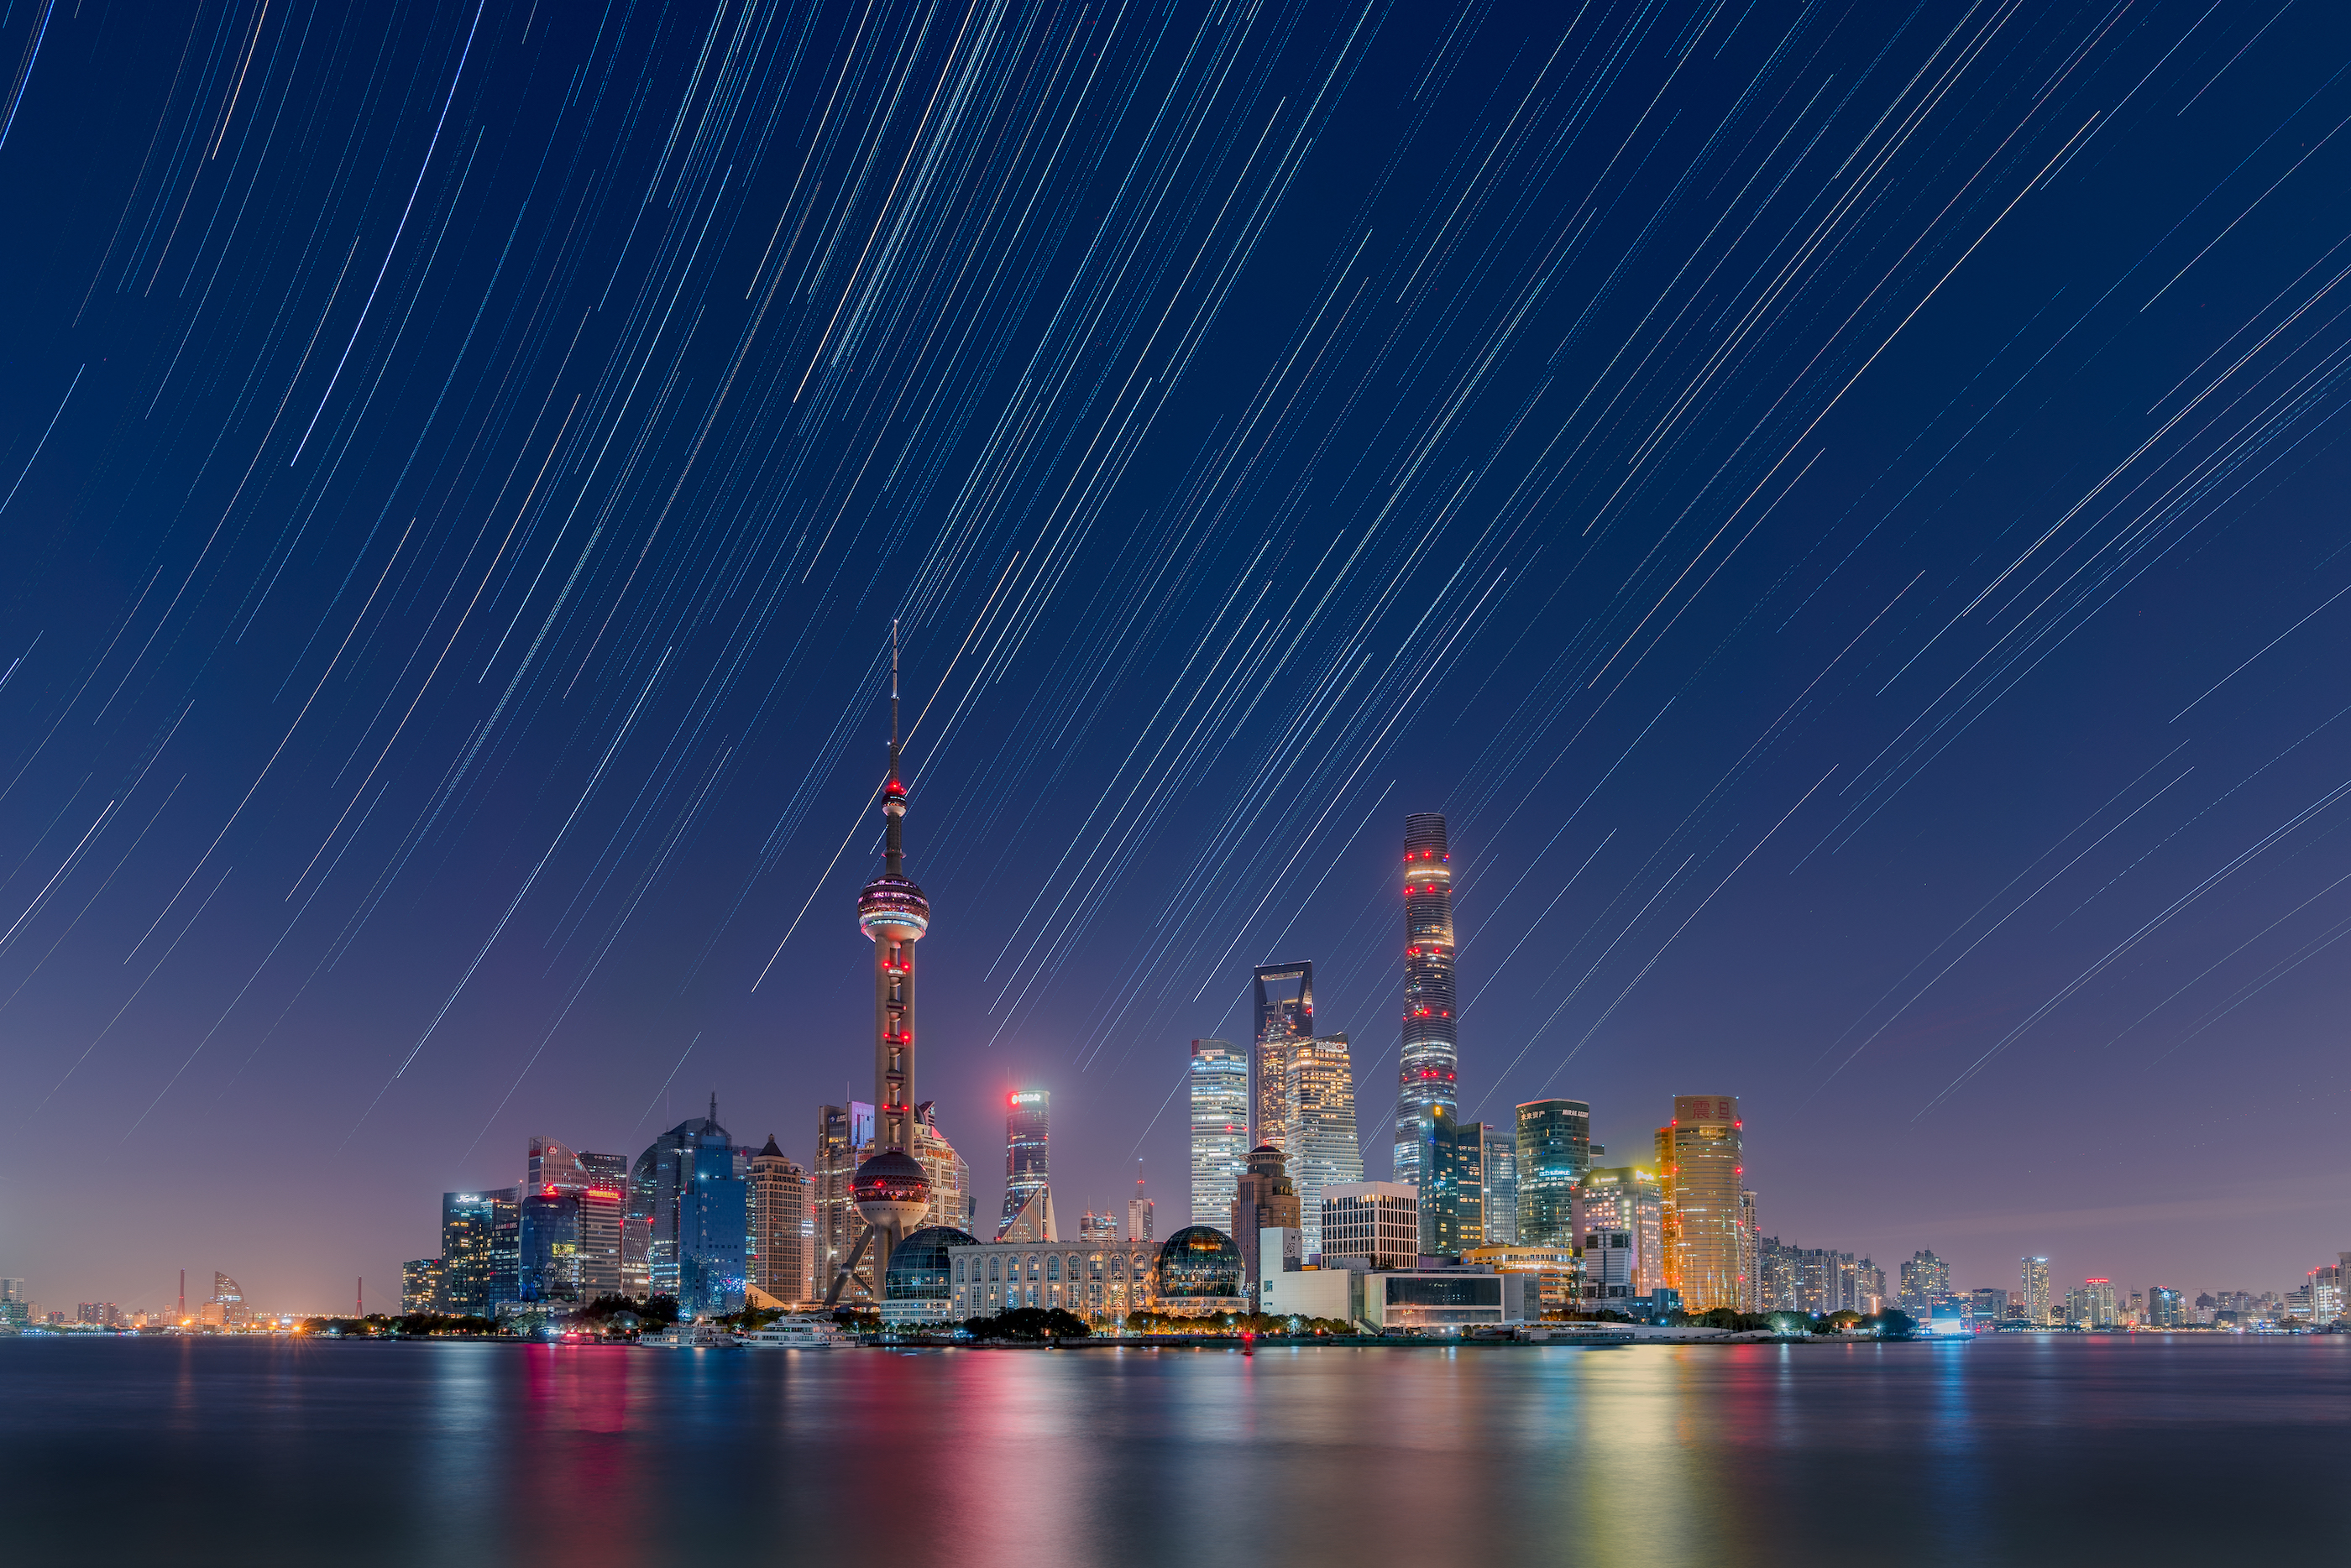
<box><xmin>1252</xmin><ymin>963</ymin><xmax>1314</xmax><ymax>1147</ymax></box>
<box><xmin>1000</xmin><ymin>1090</ymin><xmax>1050</xmax><ymax>1237</ymax></box>
<box><xmin>825</xmin><ymin>625</ymin><xmax>937</xmax><ymax>1308</ymax></box>
<box><xmin>1514</xmin><ymin>1100</ymin><xmax>1590</xmax><ymax>1247</ymax></box>
<box><xmin>1282</xmin><ymin>1032</ymin><xmax>1363</xmax><ymax>1260</ymax></box>
<box><xmin>1321</xmin><ymin>1182</ymin><xmax>1420</xmax><ymax>1270</ymax></box>
<box><xmin>440</xmin><ymin>1189</ymin><xmax>519</xmax><ymax>1316</ymax></box>
<box><xmin>1660</xmin><ymin>1095</ymin><xmax>1744</xmax><ymax>1311</ymax></box>
<box><xmin>1411</xmin><ymin>1104</ymin><xmax>1481</xmax><ymax>1255</ymax></box>
<box><xmin>2022</xmin><ymin>1257</ymin><xmax>2052</xmax><ymax>1325</ymax></box>
<box><xmin>1479</xmin><ymin>1124</ymin><xmax>1518</xmax><ymax>1246</ymax></box>
<box><xmin>1574</xmin><ymin>1166</ymin><xmax>1667</xmax><ymax>1305</ymax></box>
<box><xmin>1188</xmin><ymin>1038</ymin><xmax>1249</xmax><ymax>1230</ymax></box>
<box><xmin>401</xmin><ymin>1259</ymin><xmax>443</xmax><ymax>1314</ymax></box>
<box><xmin>913</xmin><ymin>1101</ymin><xmax>973</xmax><ymax>1234</ymax></box>
<box><xmin>1128</xmin><ymin>1172</ymin><xmax>1155</xmax><ymax>1243</ymax></box>
<box><xmin>1899</xmin><ymin>1249</ymin><xmax>1950</xmax><ymax>1311</ymax></box>
<box><xmin>631</xmin><ymin>1108</ymin><xmax>743</xmax><ymax>1311</ymax></box>
<box><xmin>1393</xmin><ymin>813</ymin><xmax>1458</xmax><ymax>1189</ymax></box>
<box><xmin>1739</xmin><ymin>1190</ymin><xmax>1760</xmax><ymax>1311</ymax></box>
<box><xmin>814</xmin><ymin>1103</ymin><xmax>871</xmax><ymax>1302</ymax></box>
<box><xmin>1231</xmin><ymin>1144</ymin><xmax>1303</xmax><ymax>1304</ymax></box>
<box><xmin>747</xmin><ymin>1136</ymin><xmax>810</xmax><ymax>1304</ymax></box>
<box><xmin>522</xmin><ymin>1137</ymin><xmax>622</xmax><ymax>1302</ymax></box>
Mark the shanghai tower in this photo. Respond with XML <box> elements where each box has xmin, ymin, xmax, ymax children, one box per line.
<box><xmin>1392</xmin><ymin>813</ymin><xmax>1458</xmax><ymax>1189</ymax></box>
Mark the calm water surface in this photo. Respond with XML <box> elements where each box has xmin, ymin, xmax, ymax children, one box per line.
<box><xmin>2</xmin><ymin>1335</ymin><xmax>2340</xmax><ymax>1565</ymax></box>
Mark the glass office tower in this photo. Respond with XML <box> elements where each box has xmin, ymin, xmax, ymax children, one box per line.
<box><xmin>1189</xmin><ymin>1039</ymin><xmax>1249</xmax><ymax>1229</ymax></box>
<box><xmin>1514</xmin><ymin>1099</ymin><xmax>1591</xmax><ymax>1247</ymax></box>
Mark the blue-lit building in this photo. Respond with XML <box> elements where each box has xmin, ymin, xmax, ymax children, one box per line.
<box><xmin>632</xmin><ymin>1105</ymin><xmax>747</xmax><ymax>1318</ymax></box>
<box><xmin>1514</xmin><ymin>1099</ymin><xmax>1590</xmax><ymax>1247</ymax></box>
<box><xmin>440</xmin><ymin>1189</ymin><xmax>520</xmax><ymax>1315</ymax></box>
<box><xmin>1411</xmin><ymin>1105</ymin><xmax>1483</xmax><ymax>1255</ymax></box>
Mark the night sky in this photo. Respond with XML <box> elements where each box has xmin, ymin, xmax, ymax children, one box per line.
<box><xmin>3</xmin><ymin>0</ymin><xmax>2347</xmax><ymax>1313</ymax></box>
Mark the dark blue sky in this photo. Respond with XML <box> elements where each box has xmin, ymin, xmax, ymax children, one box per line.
<box><xmin>3</xmin><ymin>0</ymin><xmax>2347</xmax><ymax>1312</ymax></box>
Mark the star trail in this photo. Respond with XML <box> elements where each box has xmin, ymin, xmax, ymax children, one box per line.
<box><xmin>3</xmin><ymin>0</ymin><xmax>2348</xmax><ymax>1304</ymax></box>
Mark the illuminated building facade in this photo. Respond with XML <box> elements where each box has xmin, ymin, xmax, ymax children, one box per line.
<box><xmin>1188</xmin><ymin>1038</ymin><xmax>1249</xmax><ymax>1229</ymax></box>
<box><xmin>522</xmin><ymin>1137</ymin><xmax>623</xmax><ymax>1301</ymax></box>
<box><xmin>881</xmin><ymin>1225</ymin><xmax>981</xmax><ymax>1326</ymax></box>
<box><xmin>1478</xmin><ymin>1125</ymin><xmax>1517</xmax><ymax>1246</ymax></box>
<box><xmin>2022</xmin><ymin>1256</ymin><xmax>2052</xmax><ymax>1324</ymax></box>
<box><xmin>1155</xmin><ymin>1226</ymin><xmax>1249</xmax><ymax>1315</ymax></box>
<box><xmin>1252</xmin><ymin>964</ymin><xmax>1314</xmax><ymax>1149</ymax></box>
<box><xmin>1281</xmin><ymin>1032</ymin><xmax>1362</xmax><ymax>1259</ymax></box>
<box><xmin>911</xmin><ymin>1101</ymin><xmax>974</xmax><ymax>1234</ymax></box>
<box><xmin>815</xmin><ymin>1103</ymin><xmax>872</xmax><ymax>1302</ymax></box>
<box><xmin>1128</xmin><ymin>1178</ymin><xmax>1155</xmax><ymax>1243</ymax></box>
<box><xmin>631</xmin><ymin>1109</ymin><xmax>744</xmax><ymax>1313</ymax></box>
<box><xmin>401</xmin><ymin>1259</ymin><xmax>442</xmax><ymax>1313</ymax></box>
<box><xmin>1231</xmin><ymin>1144</ymin><xmax>1303</xmax><ymax>1304</ymax></box>
<box><xmin>1740</xmin><ymin>1191</ymin><xmax>1760</xmax><ymax>1311</ymax></box>
<box><xmin>1320</xmin><ymin>1181</ymin><xmax>1420</xmax><ymax>1270</ymax></box>
<box><xmin>1657</xmin><ymin>1095</ymin><xmax>1744</xmax><ymax>1311</ymax></box>
<box><xmin>747</xmin><ymin>1135</ymin><xmax>811</xmax><ymax>1304</ymax></box>
<box><xmin>1392</xmin><ymin>813</ymin><xmax>1458</xmax><ymax>1190</ymax></box>
<box><xmin>1463</xmin><ymin>1244</ymin><xmax>1579</xmax><ymax>1315</ymax></box>
<box><xmin>948</xmin><ymin>1236</ymin><xmax>1161</xmax><ymax>1322</ymax></box>
<box><xmin>999</xmin><ymin>1185</ymin><xmax>1057</xmax><ymax>1243</ymax></box>
<box><xmin>440</xmin><ymin>1188</ymin><xmax>520</xmax><ymax>1316</ymax></box>
<box><xmin>1411</xmin><ymin>1105</ymin><xmax>1482</xmax><ymax>1254</ymax></box>
<box><xmin>1001</xmin><ymin>1090</ymin><xmax>1051</xmax><ymax>1237</ymax></box>
<box><xmin>1899</xmin><ymin>1249</ymin><xmax>1950</xmax><ymax>1311</ymax></box>
<box><xmin>1514</xmin><ymin>1099</ymin><xmax>1590</xmax><ymax>1247</ymax></box>
<box><xmin>1574</xmin><ymin>1166</ymin><xmax>1666</xmax><ymax>1304</ymax></box>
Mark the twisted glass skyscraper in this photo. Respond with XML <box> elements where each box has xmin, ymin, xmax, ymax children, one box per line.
<box><xmin>1393</xmin><ymin>813</ymin><xmax>1458</xmax><ymax>1189</ymax></box>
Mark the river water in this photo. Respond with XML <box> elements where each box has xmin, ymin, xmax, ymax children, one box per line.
<box><xmin>2</xmin><ymin>1334</ymin><xmax>2338</xmax><ymax>1564</ymax></box>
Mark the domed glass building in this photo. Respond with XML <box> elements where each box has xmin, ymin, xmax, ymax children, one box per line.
<box><xmin>1155</xmin><ymin>1226</ymin><xmax>1245</xmax><ymax>1309</ymax></box>
<box><xmin>878</xmin><ymin>1225</ymin><xmax>977</xmax><ymax>1328</ymax></box>
<box><xmin>886</xmin><ymin>1226</ymin><xmax>979</xmax><ymax>1301</ymax></box>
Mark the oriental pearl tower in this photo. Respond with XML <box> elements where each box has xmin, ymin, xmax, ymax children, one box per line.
<box><xmin>825</xmin><ymin>624</ymin><xmax>933</xmax><ymax>1307</ymax></box>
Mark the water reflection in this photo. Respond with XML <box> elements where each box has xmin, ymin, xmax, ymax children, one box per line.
<box><xmin>1</xmin><ymin>1336</ymin><xmax>2343</xmax><ymax>1565</ymax></box>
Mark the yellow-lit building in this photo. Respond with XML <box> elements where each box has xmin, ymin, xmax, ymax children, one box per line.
<box><xmin>1658</xmin><ymin>1095</ymin><xmax>1744</xmax><ymax>1311</ymax></box>
<box><xmin>1462</xmin><ymin>1244</ymin><xmax>1580</xmax><ymax>1314</ymax></box>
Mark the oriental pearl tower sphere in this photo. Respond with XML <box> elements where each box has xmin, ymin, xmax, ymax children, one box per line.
<box><xmin>850</xmin><ymin>621</ymin><xmax>930</xmax><ymax>1295</ymax></box>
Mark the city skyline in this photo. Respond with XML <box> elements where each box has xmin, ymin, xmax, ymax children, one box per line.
<box><xmin>4</xmin><ymin>3</ymin><xmax>2348</xmax><ymax>1311</ymax></box>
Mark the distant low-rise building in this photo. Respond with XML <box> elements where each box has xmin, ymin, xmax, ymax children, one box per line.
<box><xmin>1463</xmin><ymin>1244</ymin><xmax>1579</xmax><ymax>1315</ymax></box>
<box><xmin>1359</xmin><ymin>1266</ymin><xmax>1534</xmax><ymax>1330</ymax></box>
